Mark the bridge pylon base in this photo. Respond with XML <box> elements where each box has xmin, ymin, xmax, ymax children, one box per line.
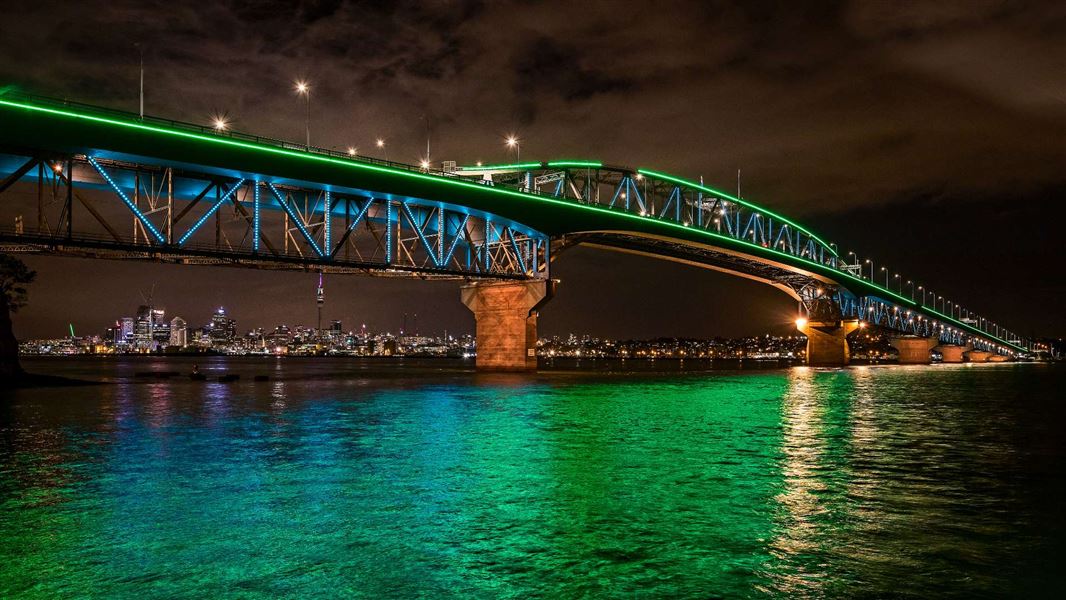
<box><xmin>964</xmin><ymin>350</ymin><xmax>992</xmax><ymax>363</ymax></box>
<box><xmin>889</xmin><ymin>337</ymin><xmax>939</xmax><ymax>364</ymax></box>
<box><xmin>935</xmin><ymin>344</ymin><xmax>969</xmax><ymax>363</ymax></box>
<box><xmin>461</xmin><ymin>280</ymin><xmax>555</xmax><ymax>372</ymax></box>
<box><xmin>797</xmin><ymin>319</ymin><xmax>860</xmax><ymax>367</ymax></box>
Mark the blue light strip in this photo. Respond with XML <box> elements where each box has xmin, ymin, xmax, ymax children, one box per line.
<box><xmin>253</xmin><ymin>182</ymin><xmax>260</xmax><ymax>253</ymax></box>
<box><xmin>401</xmin><ymin>202</ymin><xmax>441</xmax><ymax>267</ymax></box>
<box><xmin>177</xmin><ymin>178</ymin><xmax>246</xmax><ymax>245</ymax></box>
<box><xmin>323</xmin><ymin>191</ymin><xmax>331</xmax><ymax>254</ymax></box>
<box><xmin>266</xmin><ymin>183</ymin><xmax>324</xmax><ymax>256</ymax></box>
<box><xmin>437</xmin><ymin>207</ymin><xmax>444</xmax><ymax>263</ymax></box>
<box><xmin>385</xmin><ymin>200</ymin><xmax>392</xmax><ymax>264</ymax></box>
<box><xmin>87</xmin><ymin>157</ymin><xmax>166</xmax><ymax>243</ymax></box>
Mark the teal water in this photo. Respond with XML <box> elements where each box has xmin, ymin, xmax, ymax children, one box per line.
<box><xmin>2</xmin><ymin>358</ymin><xmax>1063</xmax><ymax>598</ymax></box>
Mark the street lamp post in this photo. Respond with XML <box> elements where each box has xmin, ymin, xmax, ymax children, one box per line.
<box><xmin>295</xmin><ymin>81</ymin><xmax>311</xmax><ymax>148</ymax></box>
<box><xmin>865</xmin><ymin>259</ymin><xmax>872</xmax><ymax>281</ymax></box>
<box><xmin>376</xmin><ymin>139</ymin><xmax>388</xmax><ymax>162</ymax></box>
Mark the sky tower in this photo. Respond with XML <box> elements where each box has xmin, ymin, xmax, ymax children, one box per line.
<box><xmin>316</xmin><ymin>272</ymin><xmax>324</xmax><ymax>337</ymax></box>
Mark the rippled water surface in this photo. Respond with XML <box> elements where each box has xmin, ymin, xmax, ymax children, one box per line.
<box><xmin>2</xmin><ymin>358</ymin><xmax>1063</xmax><ymax>598</ymax></box>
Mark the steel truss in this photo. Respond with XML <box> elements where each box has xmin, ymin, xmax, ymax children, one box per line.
<box><xmin>462</xmin><ymin>165</ymin><xmax>832</xmax><ymax>266</ymax></box>
<box><xmin>834</xmin><ymin>292</ymin><xmax>1006</xmax><ymax>353</ymax></box>
<box><xmin>0</xmin><ymin>152</ymin><xmax>549</xmax><ymax>280</ymax></box>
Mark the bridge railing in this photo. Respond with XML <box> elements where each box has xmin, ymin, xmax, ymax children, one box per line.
<box><xmin>0</xmin><ymin>90</ymin><xmax>461</xmax><ymax>179</ymax></box>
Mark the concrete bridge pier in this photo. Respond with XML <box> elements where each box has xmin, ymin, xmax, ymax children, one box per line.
<box><xmin>964</xmin><ymin>349</ymin><xmax>992</xmax><ymax>363</ymax></box>
<box><xmin>935</xmin><ymin>344</ymin><xmax>969</xmax><ymax>363</ymax></box>
<box><xmin>461</xmin><ymin>279</ymin><xmax>555</xmax><ymax>371</ymax></box>
<box><xmin>797</xmin><ymin>319</ymin><xmax>860</xmax><ymax>366</ymax></box>
<box><xmin>889</xmin><ymin>336</ymin><xmax>939</xmax><ymax>364</ymax></box>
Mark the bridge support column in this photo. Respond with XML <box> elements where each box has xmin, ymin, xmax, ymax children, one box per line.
<box><xmin>889</xmin><ymin>336</ymin><xmax>938</xmax><ymax>364</ymax></box>
<box><xmin>964</xmin><ymin>349</ymin><xmax>992</xmax><ymax>363</ymax></box>
<box><xmin>461</xmin><ymin>280</ymin><xmax>555</xmax><ymax>371</ymax></box>
<box><xmin>936</xmin><ymin>344</ymin><xmax>968</xmax><ymax>363</ymax></box>
<box><xmin>797</xmin><ymin>319</ymin><xmax>860</xmax><ymax>366</ymax></box>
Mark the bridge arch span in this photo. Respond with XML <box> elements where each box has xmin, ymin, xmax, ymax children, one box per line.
<box><xmin>0</xmin><ymin>92</ymin><xmax>1031</xmax><ymax>365</ymax></box>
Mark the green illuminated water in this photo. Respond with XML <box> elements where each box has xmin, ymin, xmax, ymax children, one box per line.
<box><xmin>2</xmin><ymin>359</ymin><xmax>1063</xmax><ymax>597</ymax></box>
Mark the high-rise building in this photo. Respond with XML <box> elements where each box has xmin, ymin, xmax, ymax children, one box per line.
<box><xmin>119</xmin><ymin>317</ymin><xmax>135</xmax><ymax>347</ymax></box>
<box><xmin>134</xmin><ymin>304</ymin><xmax>168</xmax><ymax>350</ymax></box>
<box><xmin>267</xmin><ymin>325</ymin><xmax>292</xmax><ymax>347</ymax></box>
<box><xmin>169</xmin><ymin>317</ymin><xmax>187</xmax><ymax>348</ymax></box>
<box><xmin>209</xmin><ymin>307</ymin><xmax>237</xmax><ymax>345</ymax></box>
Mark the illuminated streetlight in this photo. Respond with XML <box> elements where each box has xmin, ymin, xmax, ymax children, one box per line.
<box><xmin>795</xmin><ymin>317</ymin><xmax>808</xmax><ymax>329</ymax></box>
<box><xmin>212</xmin><ymin>115</ymin><xmax>228</xmax><ymax>131</ymax></box>
<box><xmin>294</xmin><ymin>80</ymin><xmax>311</xmax><ymax>148</ymax></box>
<box><xmin>505</xmin><ymin>135</ymin><xmax>520</xmax><ymax>162</ymax></box>
<box><xmin>347</xmin><ymin>147</ymin><xmax>357</xmax><ymax>156</ymax></box>
<box><xmin>419</xmin><ymin>158</ymin><xmax>430</xmax><ymax>170</ymax></box>
<box><xmin>376</xmin><ymin>138</ymin><xmax>388</xmax><ymax>161</ymax></box>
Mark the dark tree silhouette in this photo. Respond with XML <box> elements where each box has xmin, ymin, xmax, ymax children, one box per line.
<box><xmin>1</xmin><ymin>254</ymin><xmax>36</xmax><ymax>379</ymax></box>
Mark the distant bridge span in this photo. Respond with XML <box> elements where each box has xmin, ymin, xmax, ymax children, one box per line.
<box><xmin>0</xmin><ymin>93</ymin><xmax>1031</xmax><ymax>368</ymax></box>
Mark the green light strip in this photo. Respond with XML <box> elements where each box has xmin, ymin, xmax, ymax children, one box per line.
<box><xmin>547</xmin><ymin>160</ymin><xmax>602</xmax><ymax>168</ymax></box>
<box><xmin>0</xmin><ymin>98</ymin><xmax>1023</xmax><ymax>352</ymax></box>
<box><xmin>456</xmin><ymin>162</ymin><xmax>542</xmax><ymax>171</ymax></box>
<box><xmin>637</xmin><ymin>168</ymin><xmax>837</xmax><ymax>257</ymax></box>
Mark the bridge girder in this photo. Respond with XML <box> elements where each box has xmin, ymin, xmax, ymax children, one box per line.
<box><xmin>0</xmin><ymin>152</ymin><xmax>549</xmax><ymax>282</ymax></box>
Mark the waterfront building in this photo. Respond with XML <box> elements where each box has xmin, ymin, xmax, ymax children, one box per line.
<box><xmin>169</xmin><ymin>317</ymin><xmax>187</xmax><ymax>348</ymax></box>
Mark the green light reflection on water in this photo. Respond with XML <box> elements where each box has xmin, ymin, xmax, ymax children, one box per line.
<box><xmin>0</xmin><ymin>363</ymin><xmax>1061</xmax><ymax>598</ymax></box>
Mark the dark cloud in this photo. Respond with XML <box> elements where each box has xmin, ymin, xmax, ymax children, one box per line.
<box><xmin>3</xmin><ymin>0</ymin><xmax>1064</xmax><ymax>338</ymax></box>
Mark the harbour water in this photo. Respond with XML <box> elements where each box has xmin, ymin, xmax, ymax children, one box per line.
<box><xmin>2</xmin><ymin>358</ymin><xmax>1063</xmax><ymax>597</ymax></box>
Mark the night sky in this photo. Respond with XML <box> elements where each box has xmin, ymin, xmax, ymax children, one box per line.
<box><xmin>3</xmin><ymin>1</ymin><xmax>1064</xmax><ymax>340</ymax></box>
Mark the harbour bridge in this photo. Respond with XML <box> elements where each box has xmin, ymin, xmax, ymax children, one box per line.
<box><xmin>0</xmin><ymin>92</ymin><xmax>1032</xmax><ymax>370</ymax></box>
